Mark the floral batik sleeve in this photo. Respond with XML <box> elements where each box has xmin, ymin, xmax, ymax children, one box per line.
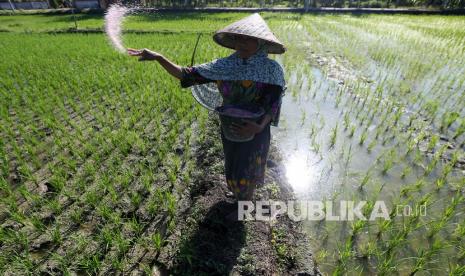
<box><xmin>262</xmin><ymin>83</ymin><xmax>285</xmax><ymax>127</ymax></box>
<box><xmin>180</xmin><ymin>66</ymin><xmax>215</xmax><ymax>88</ymax></box>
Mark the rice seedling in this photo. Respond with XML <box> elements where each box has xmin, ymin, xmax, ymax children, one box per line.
<box><xmin>424</xmin><ymin>144</ymin><xmax>448</xmax><ymax>176</ymax></box>
<box><xmin>50</xmin><ymin>252</ymin><xmax>72</xmax><ymax>275</ymax></box>
<box><xmin>70</xmin><ymin>208</ymin><xmax>84</xmax><ymax>225</ymax></box>
<box><xmin>359</xmin><ymin>169</ymin><xmax>372</xmax><ymax>190</ymax></box>
<box><xmin>349</xmin><ymin>125</ymin><xmax>356</xmax><ymax>138</ymax></box>
<box><xmin>381</xmin><ymin>149</ymin><xmax>396</xmax><ymax>175</ymax></box>
<box><xmin>310</xmin><ymin>135</ymin><xmax>321</xmax><ymax>155</ymax></box>
<box><xmin>129</xmin><ymin>216</ymin><xmax>144</xmax><ymax>238</ymax></box>
<box><xmin>452</xmin><ymin>119</ymin><xmax>465</xmax><ymax>140</ymax></box>
<box><xmin>111</xmin><ymin>257</ymin><xmax>125</xmax><ymax>272</ymax></box>
<box><xmin>450</xmin><ymin>264</ymin><xmax>465</xmax><ymax>275</ymax></box>
<box><xmin>51</xmin><ymin>224</ymin><xmax>62</xmax><ymax>245</ymax></box>
<box><xmin>409</xmin><ymin>238</ymin><xmax>443</xmax><ymax>275</ymax></box>
<box><xmin>78</xmin><ymin>252</ymin><xmax>103</xmax><ymax>275</ymax></box>
<box><xmin>426</xmin><ymin>134</ymin><xmax>439</xmax><ymax>152</ymax></box>
<box><xmin>97</xmin><ymin>204</ymin><xmax>113</xmax><ymax>222</ymax></box>
<box><xmin>400</xmin><ymin>166</ymin><xmax>411</xmax><ymax>179</ymax></box>
<box><xmin>400</xmin><ymin>179</ymin><xmax>425</xmax><ymax>197</ymax></box>
<box><xmin>350</xmin><ymin>219</ymin><xmax>366</xmax><ymax>238</ymax></box>
<box><xmin>441</xmin><ymin>112</ymin><xmax>460</xmax><ymax>132</ymax></box>
<box><xmin>342</xmin><ymin>113</ymin><xmax>350</xmax><ymax>130</ymax></box>
<box><xmin>151</xmin><ymin>232</ymin><xmax>165</xmax><ymax>252</ymax></box>
<box><xmin>300</xmin><ymin>109</ymin><xmax>306</xmax><ymax>126</ymax></box>
<box><xmin>114</xmin><ymin>231</ymin><xmax>130</xmax><ymax>255</ymax></box>
<box><xmin>84</xmin><ymin>190</ymin><xmax>100</xmax><ymax>209</ymax></box>
<box><xmin>30</xmin><ymin>215</ymin><xmax>47</xmax><ymax>233</ymax></box>
<box><xmin>130</xmin><ymin>191</ymin><xmax>142</xmax><ymax>208</ymax></box>
<box><xmin>358</xmin><ymin>128</ymin><xmax>368</xmax><ymax>145</ymax></box>
<box><xmin>329</xmin><ymin>123</ymin><xmax>338</xmax><ymax>148</ymax></box>
<box><xmin>366</xmin><ymin>137</ymin><xmax>377</xmax><ymax>153</ymax></box>
<box><xmin>315</xmin><ymin>249</ymin><xmax>329</xmax><ymax>265</ymax></box>
<box><xmin>427</xmin><ymin>192</ymin><xmax>463</xmax><ymax>238</ymax></box>
<box><xmin>343</xmin><ymin>144</ymin><xmax>353</xmax><ymax>170</ymax></box>
<box><xmin>376</xmin><ymin>253</ymin><xmax>396</xmax><ymax>275</ymax></box>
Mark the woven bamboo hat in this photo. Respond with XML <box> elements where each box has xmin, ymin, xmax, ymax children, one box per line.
<box><xmin>213</xmin><ymin>13</ymin><xmax>286</xmax><ymax>55</ymax></box>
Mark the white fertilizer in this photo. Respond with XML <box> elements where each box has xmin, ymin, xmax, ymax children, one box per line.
<box><xmin>104</xmin><ymin>4</ymin><xmax>131</xmax><ymax>53</ymax></box>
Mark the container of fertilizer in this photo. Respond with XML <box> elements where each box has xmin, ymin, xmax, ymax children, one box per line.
<box><xmin>215</xmin><ymin>104</ymin><xmax>265</xmax><ymax>142</ymax></box>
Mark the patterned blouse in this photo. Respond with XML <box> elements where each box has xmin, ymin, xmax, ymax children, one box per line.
<box><xmin>180</xmin><ymin>67</ymin><xmax>284</xmax><ymax>127</ymax></box>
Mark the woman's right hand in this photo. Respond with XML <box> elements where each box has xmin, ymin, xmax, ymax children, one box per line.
<box><xmin>127</xmin><ymin>48</ymin><xmax>161</xmax><ymax>61</ymax></box>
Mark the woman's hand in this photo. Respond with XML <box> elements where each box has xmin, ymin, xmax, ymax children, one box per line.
<box><xmin>230</xmin><ymin>119</ymin><xmax>264</xmax><ymax>137</ymax></box>
<box><xmin>127</xmin><ymin>48</ymin><xmax>161</xmax><ymax>61</ymax></box>
<box><xmin>127</xmin><ymin>48</ymin><xmax>183</xmax><ymax>79</ymax></box>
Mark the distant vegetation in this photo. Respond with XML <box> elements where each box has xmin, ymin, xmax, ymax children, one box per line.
<box><xmin>1</xmin><ymin>0</ymin><xmax>464</xmax><ymax>10</ymax></box>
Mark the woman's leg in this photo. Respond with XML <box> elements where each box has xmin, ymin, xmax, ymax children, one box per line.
<box><xmin>221</xmin><ymin>123</ymin><xmax>271</xmax><ymax>201</ymax></box>
<box><xmin>221</xmin><ymin>128</ymin><xmax>239</xmax><ymax>196</ymax></box>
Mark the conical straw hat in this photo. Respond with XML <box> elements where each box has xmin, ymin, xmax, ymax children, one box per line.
<box><xmin>213</xmin><ymin>13</ymin><xmax>286</xmax><ymax>55</ymax></box>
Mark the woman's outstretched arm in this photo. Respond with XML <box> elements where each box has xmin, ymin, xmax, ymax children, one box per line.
<box><xmin>127</xmin><ymin>48</ymin><xmax>182</xmax><ymax>80</ymax></box>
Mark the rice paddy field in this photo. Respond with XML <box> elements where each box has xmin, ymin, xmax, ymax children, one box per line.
<box><xmin>1</xmin><ymin>11</ymin><xmax>465</xmax><ymax>275</ymax></box>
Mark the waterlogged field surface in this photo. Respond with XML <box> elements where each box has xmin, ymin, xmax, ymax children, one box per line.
<box><xmin>1</xmin><ymin>12</ymin><xmax>464</xmax><ymax>275</ymax></box>
<box><xmin>272</xmin><ymin>15</ymin><xmax>465</xmax><ymax>274</ymax></box>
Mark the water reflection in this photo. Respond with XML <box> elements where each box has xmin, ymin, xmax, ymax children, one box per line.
<box><xmin>283</xmin><ymin>150</ymin><xmax>327</xmax><ymax>197</ymax></box>
<box><xmin>285</xmin><ymin>153</ymin><xmax>315</xmax><ymax>194</ymax></box>
<box><xmin>271</xmin><ymin>65</ymin><xmax>334</xmax><ymax>198</ymax></box>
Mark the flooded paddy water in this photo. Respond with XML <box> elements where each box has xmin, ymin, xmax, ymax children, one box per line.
<box><xmin>270</xmin><ymin>15</ymin><xmax>465</xmax><ymax>274</ymax></box>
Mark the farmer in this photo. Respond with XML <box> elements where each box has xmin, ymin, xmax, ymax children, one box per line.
<box><xmin>128</xmin><ymin>13</ymin><xmax>286</xmax><ymax>203</ymax></box>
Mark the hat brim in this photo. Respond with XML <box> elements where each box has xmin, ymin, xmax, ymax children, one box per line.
<box><xmin>213</xmin><ymin>32</ymin><xmax>286</xmax><ymax>55</ymax></box>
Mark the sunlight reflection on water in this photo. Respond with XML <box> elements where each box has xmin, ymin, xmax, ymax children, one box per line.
<box><xmin>284</xmin><ymin>153</ymin><xmax>315</xmax><ymax>194</ymax></box>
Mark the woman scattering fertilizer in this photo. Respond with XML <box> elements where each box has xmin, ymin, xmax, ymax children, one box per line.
<box><xmin>128</xmin><ymin>13</ymin><xmax>286</xmax><ymax>217</ymax></box>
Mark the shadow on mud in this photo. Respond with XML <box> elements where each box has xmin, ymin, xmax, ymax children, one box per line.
<box><xmin>170</xmin><ymin>200</ymin><xmax>246</xmax><ymax>275</ymax></box>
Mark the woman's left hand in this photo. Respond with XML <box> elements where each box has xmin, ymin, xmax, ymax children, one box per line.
<box><xmin>230</xmin><ymin>119</ymin><xmax>264</xmax><ymax>137</ymax></box>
